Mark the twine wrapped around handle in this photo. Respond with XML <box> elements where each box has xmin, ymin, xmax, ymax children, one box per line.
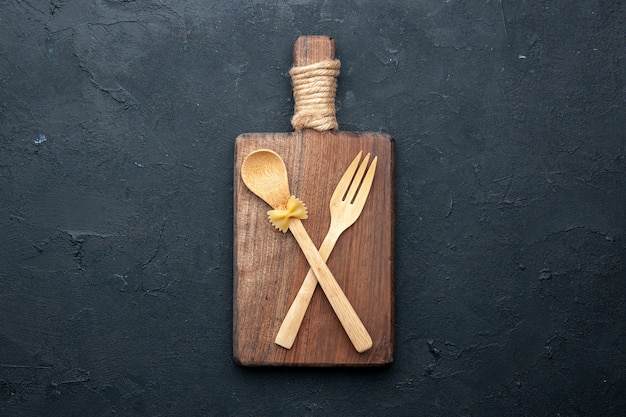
<box><xmin>290</xmin><ymin>59</ymin><xmax>341</xmax><ymax>131</ymax></box>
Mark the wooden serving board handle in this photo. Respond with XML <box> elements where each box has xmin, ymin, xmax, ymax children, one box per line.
<box><xmin>293</xmin><ymin>35</ymin><xmax>335</xmax><ymax>66</ymax></box>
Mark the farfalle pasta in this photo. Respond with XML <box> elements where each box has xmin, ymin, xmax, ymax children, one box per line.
<box><xmin>267</xmin><ymin>196</ymin><xmax>308</xmax><ymax>233</ymax></box>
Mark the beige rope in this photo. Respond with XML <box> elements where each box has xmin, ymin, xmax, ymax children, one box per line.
<box><xmin>289</xmin><ymin>59</ymin><xmax>341</xmax><ymax>131</ymax></box>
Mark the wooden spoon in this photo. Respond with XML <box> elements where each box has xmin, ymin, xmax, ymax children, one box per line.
<box><xmin>240</xmin><ymin>149</ymin><xmax>373</xmax><ymax>353</ymax></box>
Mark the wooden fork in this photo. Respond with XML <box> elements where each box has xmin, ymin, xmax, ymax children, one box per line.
<box><xmin>275</xmin><ymin>151</ymin><xmax>378</xmax><ymax>350</ymax></box>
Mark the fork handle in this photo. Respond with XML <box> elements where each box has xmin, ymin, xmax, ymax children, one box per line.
<box><xmin>275</xmin><ymin>230</ymin><xmax>339</xmax><ymax>349</ymax></box>
<box><xmin>282</xmin><ymin>219</ymin><xmax>372</xmax><ymax>353</ymax></box>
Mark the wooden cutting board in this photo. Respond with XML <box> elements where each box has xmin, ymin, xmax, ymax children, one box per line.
<box><xmin>233</xmin><ymin>36</ymin><xmax>394</xmax><ymax>366</ymax></box>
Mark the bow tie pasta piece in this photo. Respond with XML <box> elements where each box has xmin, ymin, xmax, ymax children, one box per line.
<box><xmin>267</xmin><ymin>196</ymin><xmax>308</xmax><ymax>233</ymax></box>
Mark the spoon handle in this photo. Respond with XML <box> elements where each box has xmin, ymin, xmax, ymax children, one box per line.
<box><xmin>275</xmin><ymin>231</ymin><xmax>338</xmax><ymax>350</ymax></box>
<box><xmin>287</xmin><ymin>218</ymin><xmax>372</xmax><ymax>353</ymax></box>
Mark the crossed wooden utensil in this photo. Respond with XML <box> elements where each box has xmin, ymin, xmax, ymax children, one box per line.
<box><xmin>241</xmin><ymin>149</ymin><xmax>377</xmax><ymax>353</ymax></box>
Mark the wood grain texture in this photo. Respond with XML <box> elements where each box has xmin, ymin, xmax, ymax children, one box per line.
<box><xmin>293</xmin><ymin>35</ymin><xmax>335</xmax><ymax>65</ymax></box>
<box><xmin>234</xmin><ymin>130</ymin><xmax>394</xmax><ymax>366</ymax></box>
<box><xmin>233</xmin><ymin>35</ymin><xmax>394</xmax><ymax>366</ymax></box>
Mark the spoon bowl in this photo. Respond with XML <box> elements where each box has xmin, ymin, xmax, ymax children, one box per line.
<box><xmin>241</xmin><ymin>149</ymin><xmax>291</xmax><ymax>210</ymax></box>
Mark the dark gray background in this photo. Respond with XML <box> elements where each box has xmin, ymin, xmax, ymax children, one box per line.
<box><xmin>1</xmin><ymin>1</ymin><xmax>624</xmax><ymax>416</ymax></box>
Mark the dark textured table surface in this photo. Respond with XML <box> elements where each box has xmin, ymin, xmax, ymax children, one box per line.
<box><xmin>1</xmin><ymin>1</ymin><xmax>624</xmax><ymax>416</ymax></box>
